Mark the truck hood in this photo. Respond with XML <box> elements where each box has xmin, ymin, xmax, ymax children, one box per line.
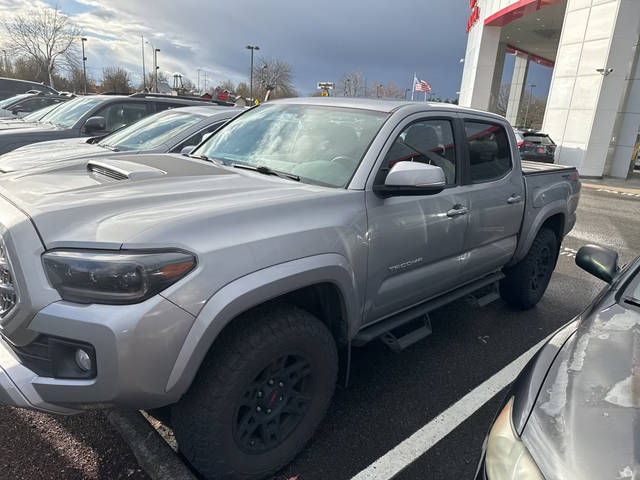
<box><xmin>0</xmin><ymin>137</ymin><xmax>104</xmax><ymax>172</ymax></box>
<box><xmin>0</xmin><ymin>153</ymin><xmax>330</xmax><ymax>248</ymax></box>
<box><xmin>523</xmin><ymin>301</ymin><xmax>640</xmax><ymax>479</ymax></box>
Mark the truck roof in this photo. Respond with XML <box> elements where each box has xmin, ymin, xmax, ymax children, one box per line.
<box><xmin>267</xmin><ymin>97</ymin><xmax>506</xmax><ymax>120</ymax></box>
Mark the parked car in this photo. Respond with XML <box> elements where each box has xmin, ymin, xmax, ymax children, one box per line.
<box><xmin>0</xmin><ymin>93</ymin><xmax>217</xmax><ymax>155</ymax></box>
<box><xmin>476</xmin><ymin>244</ymin><xmax>639</xmax><ymax>480</ymax></box>
<box><xmin>0</xmin><ymin>98</ymin><xmax>580</xmax><ymax>480</ymax></box>
<box><xmin>0</xmin><ymin>105</ymin><xmax>242</xmax><ymax>173</ymax></box>
<box><xmin>515</xmin><ymin>129</ymin><xmax>556</xmax><ymax>163</ymax></box>
<box><xmin>0</xmin><ymin>92</ymin><xmax>71</xmax><ymax>119</ymax></box>
<box><xmin>0</xmin><ymin>77</ymin><xmax>59</xmax><ymax>100</ymax></box>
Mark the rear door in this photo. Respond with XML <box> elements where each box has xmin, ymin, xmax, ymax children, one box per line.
<box><xmin>364</xmin><ymin>113</ymin><xmax>469</xmax><ymax>323</ymax></box>
<box><xmin>457</xmin><ymin>118</ymin><xmax>525</xmax><ymax>283</ymax></box>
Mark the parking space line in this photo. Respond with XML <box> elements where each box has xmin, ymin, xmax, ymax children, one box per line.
<box><xmin>350</xmin><ymin>336</ymin><xmax>550</xmax><ymax>480</ymax></box>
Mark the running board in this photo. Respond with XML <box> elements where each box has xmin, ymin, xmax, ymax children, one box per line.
<box><xmin>380</xmin><ymin>314</ymin><xmax>432</xmax><ymax>352</ymax></box>
<box><xmin>353</xmin><ymin>272</ymin><xmax>505</xmax><ymax>347</ymax></box>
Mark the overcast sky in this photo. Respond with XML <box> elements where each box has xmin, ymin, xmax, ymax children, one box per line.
<box><xmin>2</xmin><ymin>0</ymin><xmax>552</xmax><ymax>99</ymax></box>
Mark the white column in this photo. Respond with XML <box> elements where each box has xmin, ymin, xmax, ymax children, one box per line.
<box><xmin>506</xmin><ymin>53</ymin><xmax>530</xmax><ymax>126</ymax></box>
<box><xmin>542</xmin><ymin>0</ymin><xmax>640</xmax><ymax>177</ymax></box>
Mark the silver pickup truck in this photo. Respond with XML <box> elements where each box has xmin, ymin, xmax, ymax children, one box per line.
<box><xmin>0</xmin><ymin>98</ymin><xmax>580</xmax><ymax>480</ymax></box>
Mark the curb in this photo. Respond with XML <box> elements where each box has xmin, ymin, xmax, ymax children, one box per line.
<box><xmin>106</xmin><ymin>410</ymin><xmax>196</xmax><ymax>480</ymax></box>
<box><xmin>581</xmin><ymin>183</ymin><xmax>640</xmax><ymax>196</ymax></box>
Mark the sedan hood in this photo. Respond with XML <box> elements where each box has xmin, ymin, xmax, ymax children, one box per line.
<box><xmin>0</xmin><ymin>121</ymin><xmax>56</xmax><ymax>132</ymax></box>
<box><xmin>0</xmin><ymin>137</ymin><xmax>103</xmax><ymax>172</ymax></box>
<box><xmin>0</xmin><ymin>153</ymin><xmax>330</xmax><ymax>248</ymax></box>
<box><xmin>523</xmin><ymin>301</ymin><xmax>640</xmax><ymax>479</ymax></box>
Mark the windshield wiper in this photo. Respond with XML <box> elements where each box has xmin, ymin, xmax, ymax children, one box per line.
<box><xmin>232</xmin><ymin>163</ymin><xmax>300</xmax><ymax>182</ymax></box>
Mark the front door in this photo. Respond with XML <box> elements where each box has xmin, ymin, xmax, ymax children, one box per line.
<box><xmin>364</xmin><ymin>115</ymin><xmax>469</xmax><ymax>324</ymax></box>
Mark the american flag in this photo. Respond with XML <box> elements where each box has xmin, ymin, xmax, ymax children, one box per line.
<box><xmin>414</xmin><ymin>80</ymin><xmax>432</xmax><ymax>93</ymax></box>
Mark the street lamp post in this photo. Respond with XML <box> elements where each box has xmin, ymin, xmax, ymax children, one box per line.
<box><xmin>141</xmin><ymin>35</ymin><xmax>146</xmax><ymax>91</ymax></box>
<box><xmin>246</xmin><ymin>45</ymin><xmax>260</xmax><ymax>102</ymax></box>
<box><xmin>154</xmin><ymin>48</ymin><xmax>160</xmax><ymax>93</ymax></box>
<box><xmin>524</xmin><ymin>83</ymin><xmax>536</xmax><ymax>128</ymax></box>
<box><xmin>81</xmin><ymin>37</ymin><xmax>87</xmax><ymax>94</ymax></box>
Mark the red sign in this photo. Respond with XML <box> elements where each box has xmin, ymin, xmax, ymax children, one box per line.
<box><xmin>466</xmin><ymin>0</ymin><xmax>480</xmax><ymax>33</ymax></box>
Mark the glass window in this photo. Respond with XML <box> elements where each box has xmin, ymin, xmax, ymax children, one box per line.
<box><xmin>523</xmin><ymin>134</ymin><xmax>554</xmax><ymax>145</ymax></box>
<box><xmin>23</xmin><ymin>103</ymin><xmax>60</xmax><ymax>121</ymax></box>
<box><xmin>381</xmin><ymin>119</ymin><xmax>456</xmax><ymax>185</ymax></box>
<box><xmin>171</xmin><ymin>121</ymin><xmax>225</xmax><ymax>152</ymax></box>
<box><xmin>95</xmin><ymin>102</ymin><xmax>148</xmax><ymax>132</ymax></box>
<box><xmin>195</xmin><ymin>104</ymin><xmax>388</xmax><ymax>188</ymax></box>
<box><xmin>464</xmin><ymin>121</ymin><xmax>512</xmax><ymax>183</ymax></box>
<box><xmin>14</xmin><ymin>97</ymin><xmax>48</xmax><ymax>112</ymax></box>
<box><xmin>100</xmin><ymin>111</ymin><xmax>203</xmax><ymax>151</ymax></box>
<box><xmin>41</xmin><ymin>96</ymin><xmax>104</xmax><ymax>128</ymax></box>
<box><xmin>0</xmin><ymin>94</ymin><xmax>29</xmax><ymax>109</ymax></box>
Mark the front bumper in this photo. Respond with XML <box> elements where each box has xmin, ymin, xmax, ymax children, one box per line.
<box><xmin>0</xmin><ymin>296</ymin><xmax>196</xmax><ymax>414</ymax></box>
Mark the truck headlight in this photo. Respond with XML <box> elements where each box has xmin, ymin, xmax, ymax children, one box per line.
<box><xmin>43</xmin><ymin>250</ymin><xmax>196</xmax><ymax>305</ymax></box>
<box><xmin>485</xmin><ymin>397</ymin><xmax>543</xmax><ymax>480</ymax></box>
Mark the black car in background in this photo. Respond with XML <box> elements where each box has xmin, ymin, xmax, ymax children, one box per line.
<box><xmin>515</xmin><ymin>129</ymin><xmax>556</xmax><ymax>163</ymax></box>
<box><xmin>0</xmin><ymin>77</ymin><xmax>59</xmax><ymax>100</ymax></box>
<box><xmin>476</xmin><ymin>245</ymin><xmax>640</xmax><ymax>480</ymax></box>
<box><xmin>0</xmin><ymin>93</ymin><xmax>217</xmax><ymax>155</ymax></box>
<box><xmin>0</xmin><ymin>92</ymin><xmax>71</xmax><ymax>118</ymax></box>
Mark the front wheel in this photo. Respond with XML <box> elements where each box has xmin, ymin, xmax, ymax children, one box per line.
<box><xmin>500</xmin><ymin>228</ymin><xmax>558</xmax><ymax>309</ymax></box>
<box><xmin>171</xmin><ymin>303</ymin><xmax>338</xmax><ymax>480</ymax></box>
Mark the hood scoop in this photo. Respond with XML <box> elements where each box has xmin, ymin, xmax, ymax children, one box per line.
<box><xmin>87</xmin><ymin>159</ymin><xmax>167</xmax><ymax>181</ymax></box>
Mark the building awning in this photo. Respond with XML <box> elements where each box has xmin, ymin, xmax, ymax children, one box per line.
<box><xmin>485</xmin><ymin>0</ymin><xmax>565</xmax><ymax>27</ymax></box>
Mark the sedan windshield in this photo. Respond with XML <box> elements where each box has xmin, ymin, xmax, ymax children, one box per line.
<box><xmin>40</xmin><ymin>96</ymin><xmax>104</xmax><ymax>128</ymax></box>
<box><xmin>100</xmin><ymin>111</ymin><xmax>203</xmax><ymax>151</ymax></box>
<box><xmin>0</xmin><ymin>94</ymin><xmax>29</xmax><ymax>109</ymax></box>
<box><xmin>22</xmin><ymin>102</ymin><xmax>61</xmax><ymax>121</ymax></box>
<box><xmin>194</xmin><ymin>104</ymin><xmax>388</xmax><ymax>187</ymax></box>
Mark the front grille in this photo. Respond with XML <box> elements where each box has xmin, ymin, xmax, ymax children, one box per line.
<box><xmin>0</xmin><ymin>240</ymin><xmax>18</xmax><ymax>319</ymax></box>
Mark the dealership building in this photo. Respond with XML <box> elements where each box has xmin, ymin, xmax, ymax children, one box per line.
<box><xmin>459</xmin><ymin>0</ymin><xmax>640</xmax><ymax>178</ymax></box>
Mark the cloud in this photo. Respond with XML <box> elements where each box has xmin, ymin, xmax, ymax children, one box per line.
<box><xmin>16</xmin><ymin>0</ymin><xmax>469</xmax><ymax>97</ymax></box>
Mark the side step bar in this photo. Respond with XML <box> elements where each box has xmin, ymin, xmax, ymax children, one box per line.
<box><xmin>353</xmin><ymin>271</ymin><xmax>505</xmax><ymax>348</ymax></box>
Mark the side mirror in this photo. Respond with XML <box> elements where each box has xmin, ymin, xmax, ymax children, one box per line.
<box><xmin>11</xmin><ymin>106</ymin><xmax>24</xmax><ymax>115</ymax></box>
<box><xmin>374</xmin><ymin>161</ymin><xmax>445</xmax><ymax>197</ymax></box>
<box><xmin>576</xmin><ymin>245</ymin><xmax>619</xmax><ymax>283</ymax></box>
<box><xmin>180</xmin><ymin>145</ymin><xmax>196</xmax><ymax>156</ymax></box>
<box><xmin>83</xmin><ymin>116</ymin><xmax>106</xmax><ymax>133</ymax></box>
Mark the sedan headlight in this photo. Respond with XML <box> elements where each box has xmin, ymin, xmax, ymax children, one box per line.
<box><xmin>485</xmin><ymin>397</ymin><xmax>543</xmax><ymax>480</ymax></box>
<box><xmin>43</xmin><ymin>250</ymin><xmax>196</xmax><ymax>305</ymax></box>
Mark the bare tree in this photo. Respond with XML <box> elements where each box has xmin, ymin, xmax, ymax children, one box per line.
<box><xmin>235</xmin><ymin>81</ymin><xmax>250</xmax><ymax>100</ymax></box>
<box><xmin>102</xmin><ymin>66</ymin><xmax>131</xmax><ymax>94</ymax></box>
<box><xmin>495</xmin><ymin>83</ymin><xmax>511</xmax><ymax>117</ymax></box>
<box><xmin>3</xmin><ymin>7</ymin><xmax>81</xmax><ymax>88</ymax></box>
<box><xmin>339</xmin><ymin>71</ymin><xmax>364</xmax><ymax>97</ymax></box>
<box><xmin>254</xmin><ymin>57</ymin><xmax>297</xmax><ymax>100</ymax></box>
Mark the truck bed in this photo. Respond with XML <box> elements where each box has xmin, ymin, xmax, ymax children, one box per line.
<box><xmin>521</xmin><ymin>160</ymin><xmax>577</xmax><ymax>175</ymax></box>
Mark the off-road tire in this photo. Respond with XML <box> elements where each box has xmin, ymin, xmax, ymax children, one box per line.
<box><xmin>171</xmin><ymin>303</ymin><xmax>338</xmax><ymax>480</ymax></box>
<box><xmin>500</xmin><ymin>228</ymin><xmax>558</xmax><ymax>309</ymax></box>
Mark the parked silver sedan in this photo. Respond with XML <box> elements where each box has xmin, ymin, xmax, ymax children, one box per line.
<box><xmin>0</xmin><ymin>105</ymin><xmax>242</xmax><ymax>173</ymax></box>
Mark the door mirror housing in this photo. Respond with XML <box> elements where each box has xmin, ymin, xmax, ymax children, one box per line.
<box><xmin>83</xmin><ymin>116</ymin><xmax>106</xmax><ymax>133</ymax></box>
<box><xmin>576</xmin><ymin>245</ymin><xmax>619</xmax><ymax>283</ymax></box>
<box><xmin>374</xmin><ymin>161</ymin><xmax>446</xmax><ymax>197</ymax></box>
<box><xmin>11</xmin><ymin>106</ymin><xmax>24</xmax><ymax>115</ymax></box>
<box><xmin>180</xmin><ymin>145</ymin><xmax>196</xmax><ymax>156</ymax></box>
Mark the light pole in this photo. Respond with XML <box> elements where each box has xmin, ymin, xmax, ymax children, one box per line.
<box><xmin>197</xmin><ymin>68</ymin><xmax>201</xmax><ymax>93</ymax></box>
<box><xmin>524</xmin><ymin>83</ymin><xmax>536</xmax><ymax>127</ymax></box>
<box><xmin>154</xmin><ymin>49</ymin><xmax>160</xmax><ymax>93</ymax></box>
<box><xmin>246</xmin><ymin>45</ymin><xmax>260</xmax><ymax>102</ymax></box>
<box><xmin>81</xmin><ymin>37</ymin><xmax>87</xmax><ymax>94</ymax></box>
<box><xmin>1</xmin><ymin>50</ymin><xmax>7</xmax><ymax>73</ymax></box>
<box><xmin>141</xmin><ymin>35</ymin><xmax>146</xmax><ymax>91</ymax></box>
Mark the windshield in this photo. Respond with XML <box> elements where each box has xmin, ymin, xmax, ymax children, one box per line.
<box><xmin>40</xmin><ymin>96</ymin><xmax>104</xmax><ymax>128</ymax></box>
<box><xmin>524</xmin><ymin>134</ymin><xmax>554</xmax><ymax>145</ymax></box>
<box><xmin>0</xmin><ymin>94</ymin><xmax>29</xmax><ymax>109</ymax></box>
<box><xmin>22</xmin><ymin>102</ymin><xmax>61</xmax><ymax>121</ymax></box>
<box><xmin>195</xmin><ymin>104</ymin><xmax>388</xmax><ymax>187</ymax></box>
<box><xmin>100</xmin><ymin>110</ymin><xmax>203</xmax><ymax>151</ymax></box>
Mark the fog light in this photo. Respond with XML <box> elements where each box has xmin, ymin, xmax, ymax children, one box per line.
<box><xmin>75</xmin><ymin>348</ymin><xmax>92</xmax><ymax>372</ymax></box>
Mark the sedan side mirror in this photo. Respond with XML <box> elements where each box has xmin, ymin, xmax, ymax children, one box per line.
<box><xmin>180</xmin><ymin>145</ymin><xmax>196</xmax><ymax>156</ymax></box>
<box><xmin>373</xmin><ymin>161</ymin><xmax>445</xmax><ymax>197</ymax></box>
<box><xmin>84</xmin><ymin>116</ymin><xmax>106</xmax><ymax>133</ymax></box>
<box><xmin>11</xmin><ymin>106</ymin><xmax>24</xmax><ymax>115</ymax></box>
<box><xmin>576</xmin><ymin>245</ymin><xmax>619</xmax><ymax>283</ymax></box>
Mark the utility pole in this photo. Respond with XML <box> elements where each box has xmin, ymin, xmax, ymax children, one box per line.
<box><xmin>524</xmin><ymin>83</ymin><xmax>536</xmax><ymax>127</ymax></box>
<box><xmin>154</xmin><ymin>48</ymin><xmax>160</xmax><ymax>93</ymax></box>
<box><xmin>1</xmin><ymin>50</ymin><xmax>8</xmax><ymax>73</ymax></box>
<box><xmin>197</xmin><ymin>68</ymin><xmax>201</xmax><ymax>93</ymax></box>
<box><xmin>202</xmin><ymin>71</ymin><xmax>208</xmax><ymax>92</ymax></box>
<box><xmin>141</xmin><ymin>34</ymin><xmax>146</xmax><ymax>91</ymax></box>
<box><xmin>246</xmin><ymin>45</ymin><xmax>260</xmax><ymax>102</ymax></box>
<box><xmin>81</xmin><ymin>37</ymin><xmax>87</xmax><ymax>94</ymax></box>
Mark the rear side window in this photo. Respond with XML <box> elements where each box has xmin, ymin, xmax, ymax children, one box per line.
<box><xmin>172</xmin><ymin>121</ymin><xmax>225</xmax><ymax>152</ymax></box>
<box><xmin>96</xmin><ymin>102</ymin><xmax>148</xmax><ymax>132</ymax></box>
<box><xmin>524</xmin><ymin>134</ymin><xmax>554</xmax><ymax>145</ymax></box>
<box><xmin>464</xmin><ymin>121</ymin><xmax>511</xmax><ymax>183</ymax></box>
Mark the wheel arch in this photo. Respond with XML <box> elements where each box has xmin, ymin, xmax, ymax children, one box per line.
<box><xmin>165</xmin><ymin>253</ymin><xmax>360</xmax><ymax>396</ymax></box>
<box><xmin>508</xmin><ymin>203</ymin><xmax>566</xmax><ymax>267</ymax></box>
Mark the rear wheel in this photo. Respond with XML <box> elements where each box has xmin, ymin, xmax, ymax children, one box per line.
<box><xmin>171</xmin><ymin>303</ymin><xmax>338</xmax><ymax>480</ymax></box>
<box><xmin>500</xmin><ymin>228</ymin><xmax>558</xmax><ymax>309</ymax></box>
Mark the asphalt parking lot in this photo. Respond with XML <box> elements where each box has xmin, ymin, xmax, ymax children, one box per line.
<box><xmin>0</xmin><ymin>185</ymin><xmax>638</xmax><ymax>480</ymax></box>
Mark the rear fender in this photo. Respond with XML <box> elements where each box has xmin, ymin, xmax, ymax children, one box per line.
<box><xmin>165</xmin><ymin>253</ymin><xmax>360</xmax><ymax>396</ymax></box>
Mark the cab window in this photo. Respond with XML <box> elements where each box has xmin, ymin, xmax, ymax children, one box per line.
<box><xmin>381</xmin><ymin>119</ymin><xmax>456</xmax><ymax>185</ymax></box>
<box><xmin>464</xmin><ymin>121</ymin><xmax>511</xmax><ymax>183</ymax></box>
<box><xmin>96</xmin><ymin>102</ymin><xmax>148</xmax><ymax>132</ymax></box>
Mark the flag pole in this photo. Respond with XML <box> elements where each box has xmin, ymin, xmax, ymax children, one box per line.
<box><xmin>411</xmin><ymin>72</ymin><xmax>415</xmax><ymax>101</ymax></box>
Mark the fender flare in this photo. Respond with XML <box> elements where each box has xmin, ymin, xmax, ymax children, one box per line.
<box><xmin>509</xmin><ymin>200</ymin><xmax>567</xmax><ymax>266</ymax></box>
<box><xmin>165</xmin><ymin>253</ymin><xmax>360</xmax><ymax>395</ymax></box>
